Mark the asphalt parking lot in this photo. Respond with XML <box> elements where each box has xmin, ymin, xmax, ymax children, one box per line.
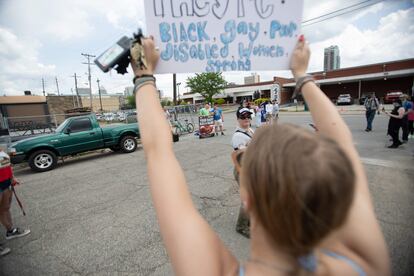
<box><xmin>1</xmin><ymin>113</ymin><xmax>413</xmax><ymax>276</ymax></box>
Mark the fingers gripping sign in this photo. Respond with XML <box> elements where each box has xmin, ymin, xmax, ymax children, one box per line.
<box><xmin>130</xmin><ymin>34</ymin><xmax>160</xmax><ymax>77</ymax></box>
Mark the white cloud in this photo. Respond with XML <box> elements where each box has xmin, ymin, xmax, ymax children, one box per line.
<box><xmin>0</xmin><ymin>1</ymin><xmax>413</xmax><ymax>97</ymax></box>
<box><xmin>309</xmin><ymin>7</ymin><xmax>414</xmax><ymax>71</ymax></box>
<box><xmin>0</xmin><ymin>0</ymin><xmax>145</xmax><ymax>41</ymax></box>
<box><xmin>0</xmin><ymin>28</ymin><xmax>56</xmax><ymax>95</ymax></box>
<box><xmin>302</xmin><ymin>1</ymin><xmax>385</xmax><ymax>43</ymax></box>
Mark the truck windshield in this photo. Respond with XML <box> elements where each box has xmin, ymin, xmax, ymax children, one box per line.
<box><xmin>55</xmin><ymin>119</ymin><xmax>69</xmax><ymax>133</ymax></box>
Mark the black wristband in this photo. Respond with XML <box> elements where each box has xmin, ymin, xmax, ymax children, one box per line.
<box><xmin>133</xmin><ymin>74</ymin><xmax>155</xmax><ymax>85</ymax></box>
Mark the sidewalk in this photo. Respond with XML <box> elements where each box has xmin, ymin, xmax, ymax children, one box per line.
<box><xmin>222</xmin><ymin>104</ymin><xmax>390</xmax><ymax>115</ymax></box>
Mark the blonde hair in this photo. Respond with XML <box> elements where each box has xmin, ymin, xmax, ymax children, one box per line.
<box><xmin>242</xmin><ymin>124</ymin><xmax>355</xmax><ymax>257</ymax></box>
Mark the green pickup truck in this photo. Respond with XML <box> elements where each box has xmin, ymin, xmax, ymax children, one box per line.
<box><xmin>8</xmin><ymin>114</ymin><xmax>140</xmax><ymax>172</ymax></box>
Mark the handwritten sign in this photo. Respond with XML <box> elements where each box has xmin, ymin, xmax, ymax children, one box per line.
<box><xmin>144</xmin><ymin>0</ymin><xmax>304</xmax><ymax>74</ymax></box>
<box><xmin>198</xmin><ymin>115</ymin><xmax>215</xmax><ymax>138</ymax></box>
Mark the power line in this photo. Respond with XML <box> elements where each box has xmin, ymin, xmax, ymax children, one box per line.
<box><xmin>302</xmin><ymin>0</ymin><xmax>385</xmax><ymax>27</ymax></box>
<box><xmin>302</xmin><ymin>0</ymin><xmax>373</xmax><ymax>23</ymax></box>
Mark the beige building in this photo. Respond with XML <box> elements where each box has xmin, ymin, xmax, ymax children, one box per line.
<box><xmin>81</xmin><ymin>95</ymin><xmax>123</xmax><ymax>112</ymax></box>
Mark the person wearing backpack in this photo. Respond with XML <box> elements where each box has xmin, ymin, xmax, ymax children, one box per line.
<box><xmin>231</xmin><ymin>108</ymin><xmax>255</xmax><ymax>237</ymax></box>
<box><xmin>364</xmin><ymin>92</ymin><xmax>380</xmax><ymax>132</ymax></box>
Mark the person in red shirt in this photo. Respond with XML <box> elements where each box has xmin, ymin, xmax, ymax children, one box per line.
<box><xmin>0</xmin><ymin>148</ymin><xmax>30</xmax><ymax>257</ymax></box>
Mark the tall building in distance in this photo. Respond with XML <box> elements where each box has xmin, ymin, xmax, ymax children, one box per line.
<box><xmin>244</xmin><ymin>73</ymin><xmax>260</xmax><ymax>85</ymax></box>
<box><xmin>324</xmin><ymin>46</ymin><xmax>341</xmax><ymax>71</ymax></box>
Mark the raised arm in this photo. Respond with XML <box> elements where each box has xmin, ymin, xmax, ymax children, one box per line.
<box><xmin>290</xmin><ymin>36</ymin><xmax>390</xmax><ymax>275</ymax></box>
<box><xmin>131</xmin><ymin>37</ymin><xmax>236</xmax><ymax>276</ymax></box>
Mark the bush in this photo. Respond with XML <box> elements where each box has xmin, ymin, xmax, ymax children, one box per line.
<box><xmin>253</xmin><ymin>98</ymin><xmax>270</xmax><ymax>106</ymax></box>
<box><xmin>161</xmin><ymin>99</ymin><xmax>172</xmax><ymax>107</ymax></box>
<box><xmin>214</xmin><ymin>98</ymin><xmax>226</xmax><ymax>105</ymax></box>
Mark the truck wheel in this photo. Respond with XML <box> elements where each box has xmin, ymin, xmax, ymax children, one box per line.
<box><xmin>28</xmin><ymin>150</ymin><xmax>58</xmax><ymax>172</ymax></box>
<box><xmin>120</xmin><ymin>136</ymin><xmax>137</xmax><ymax>153</ymax></box>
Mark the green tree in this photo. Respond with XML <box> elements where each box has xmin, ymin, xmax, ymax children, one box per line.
<box><xmin>127</xmin><ymin>95</ymin><xmax>136</xmax><ymax>108</ymax></box>
<box><xmin>186</xmin><ymin>72</ymin><xmax>227</xmax><ymax>104</ymax></box>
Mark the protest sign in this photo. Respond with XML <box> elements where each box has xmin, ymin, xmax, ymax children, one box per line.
<box><xmin>198</xmin><ymin>115</ymin><xmax>215</xmax><ymax>139</ymax></box>
<box><xmin>144</xmin><ymin>1</ymin><xmax>304</xmax><ymax>74</ymax></box>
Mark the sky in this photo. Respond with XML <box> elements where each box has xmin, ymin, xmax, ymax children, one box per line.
<box><xmin>0</xmin><ymin>0</ymin><xmax>413</xmax><ymax>97</ymax></box>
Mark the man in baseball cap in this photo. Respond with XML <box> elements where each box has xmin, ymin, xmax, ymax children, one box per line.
<box><xmin>231</xmin><ymin>107</ymin><xmax>255</xmax><ymax>238</ymax></box>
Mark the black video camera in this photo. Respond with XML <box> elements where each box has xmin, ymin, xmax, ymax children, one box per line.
<box><xmin>94</xmin><ymin>30</ymin><xmax>144</xmax><ymax>75</ymax></box>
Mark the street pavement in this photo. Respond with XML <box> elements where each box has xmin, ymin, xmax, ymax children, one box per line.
<box><xmin>0</xmin><ymin>112</ymin><xmax>413</xmax><ymax>276</ymax></box>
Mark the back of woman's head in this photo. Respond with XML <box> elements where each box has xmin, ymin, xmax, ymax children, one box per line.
<box><xmin>241</xmin><ymin>124</ymin><xmax>355</xmax><ymax>257</ymax></box>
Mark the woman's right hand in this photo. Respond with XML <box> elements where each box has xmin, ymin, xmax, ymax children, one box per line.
<box><xmin>290</xmin><ymin>35</ymin><xmax>311</xmax><ymax>81</ymax></box>
<box><xmin>130</xmin><ymin>36</ymin><xmax>160</xmax><ymax>77</ymax></box>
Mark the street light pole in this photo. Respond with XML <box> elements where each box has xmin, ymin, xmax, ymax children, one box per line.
<box><xmin>177</xmin><ymin>82</ymin><xmax>181</xmax><ymax>103</ymax></box>
<box><xmin>97</xmin><ymin>79</ymin><xmax>103</xmax><ymax>111</ymax></box>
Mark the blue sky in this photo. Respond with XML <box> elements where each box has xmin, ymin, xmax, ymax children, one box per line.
<box><xmin>0</xmin><ymin>0</ymin><xmax>413</xmax><ymax>97</ymax></box>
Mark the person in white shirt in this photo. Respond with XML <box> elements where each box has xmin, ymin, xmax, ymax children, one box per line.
<box><xmin>232</xmin><ymin>108</ymin><xmax>254</xmax><ymax>150</ymax></box>
<box><xmin>265</xmin><ymin>101</ymin><xmax>274</xmax><ymax>124</ymax></box>
<box><xmin>231</xmin><ymin>108</ymin><xmax>255</xmax><ymax>237</ymax></box>
<box><xmin>272</xmin><ymin>100</ymin><xmax>280</xmax><ymax>123</ymax></box>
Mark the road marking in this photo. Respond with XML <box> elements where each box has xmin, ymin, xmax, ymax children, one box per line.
<box><xmin>361</xmin><ymin>157</ymin><xmax>412</xmax><ymax>170</ymax></box>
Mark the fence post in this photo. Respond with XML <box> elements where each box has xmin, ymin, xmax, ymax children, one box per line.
<box><xmin>53</xmin><ymin>114</ymin><xmax>58</xmax><ymax>128</ymax></box>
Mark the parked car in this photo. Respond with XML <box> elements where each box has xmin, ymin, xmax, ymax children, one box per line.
<box><xmin>8</xmin><ymin>114</ymin><xmax>140</xmax><ymax>172</ymax></box>
<box><xmin>103</xmin><ymin>113</ymin><xmax>115</xmax><ymax>122</ymax></box>
<box><xmin>384</xmin><ymin>91</ymin><xmax>403</xmax><ymax>104</ymax></box>
<box><xmin>337</xmin><ymin>94</ymin><xmax>353</xmax><ymax>105</ymax></box>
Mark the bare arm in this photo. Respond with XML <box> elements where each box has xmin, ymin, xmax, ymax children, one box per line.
<box><xmin>290</xmin><ymin>37</ymin><xmax>390</xmax><ymax>275</ymax></box>
<box><xmin>384</xmin><ymin>107</ymin><xmax>405</xmax><ymax>119</ymax></box>
<box><xmin>131</xmin><ymin>38</ymin><xmax>236</xmax><ymax>276</ymax></box>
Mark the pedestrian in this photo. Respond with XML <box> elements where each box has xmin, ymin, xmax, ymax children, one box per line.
<box><xmin>232</xmin><ymin>108</ymin><xmax>254</xmax><ymax>150</ymax></box>
<box><xmin>272</xmin><ymin>100</ymin><xmax>280</xmax><ymax>123</ymax></box>
<box><xmin>199</xmin><ymin>103</ymin><xmax>211</xmax><ymax>116</ymax></box>
<box><xmin>260</xmin><ymin>102</ymin><xmax>267</xmax><ymax>125</ymax></box>
<box><xmin>212</xmin><ymin>103</ymin><xmax>224</xmax><ymax>136</ymax></box>
<box><xmin>231</xmin><ymin>108</ymin><xmax>255</xmax><ymax>238</ymax></box>
<box><xmin>383</xmin><ymin>99</ymin><xmax>405</xmax><ymax>148</ymax></box>
<box><xmin>255</xmin><ymin>105</ymin><xmax>261</xmax><ymax>128</ymax></box>
<box><xmin>265</xmin><ymin>100</ymin><xmax>273</xmax><ymax>124</ymax></box>
<box><xmin>408</xmin><ymin>96</ymin><xmax>414</xmax><ymax>139</ymax></box>
<box><xmin>130</xmin><ymin>35</ymin><xmax>389</xmax><ymax>276</ymax></box>
<box><xmin>400</xmin><ymin>94</ymin><xmax>413</xmax><ymax>142</ymax></box>
<box><xmin>0</xmin><ymin>147</ymin><xmax>31</xmax><ymax>257</ymax></box>
<box><xmin>364</xmin><ymin>92</ymin><xmax>380</xmax><ymax>132</ymax></box>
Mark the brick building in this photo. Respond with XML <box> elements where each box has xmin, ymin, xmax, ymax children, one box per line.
<box><xmin>181</xmin><ymin>58</ymin><xmax>414</xmax><ymax>105</ymax></box>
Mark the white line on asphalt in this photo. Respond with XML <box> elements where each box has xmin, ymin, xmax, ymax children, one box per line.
<box><xmin>361</xmin><ymin>157</ymin><xmax>412</xmax><ymax>170</ymax></box>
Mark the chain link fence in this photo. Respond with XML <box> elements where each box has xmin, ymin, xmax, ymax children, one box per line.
<box><xmin>0</xmin><ymin>104</ymin><xmax>202</xmax><ymax>145</ymax></box>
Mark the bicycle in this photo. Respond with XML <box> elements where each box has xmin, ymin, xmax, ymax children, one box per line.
<box><xmin>172</xmin><ymin>119</ymin><xmax>194</xmax><ymax>135</ymax></box>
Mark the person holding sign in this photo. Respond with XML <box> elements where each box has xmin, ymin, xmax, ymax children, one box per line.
<box><xmin>130</xmin><ymin>35</ymin><xmax>389</xmax><ymax>275</ymax></box>
<box><xmin>199</xmin><ymin>103</ymin><xmax>212</xmax><ymax>116</ymax></box>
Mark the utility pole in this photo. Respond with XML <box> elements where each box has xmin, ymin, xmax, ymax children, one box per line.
<box><xmin>55</xmin><ymin>77</ymin><xmax>60</xmax><ymax>96</ymax></box>
<box><xmin>71</xmin><ymin>73</ymin><xmax>81</xmax><ymax>107</ymax></box>
<box><xmin>42</xmin><ymin>78</ymin><xmax>46</xmax><ymax>96</ymax></box>
<box><xmin>81</xmin><ymin>53</ymin><xmax>96</xmax><ymax>110</ymax></box>
<box><xmin>71</xmin><ymin>88</ymin><xmax>76</xmax><ymax>107</ymax></box>
<box><xmin>97</xmin><ymin>79</ymin><xmax>103</xmax><ymax>111</ymax></box>
<box><xmin>173</xmin><ymin>73</ymin><xmax>177</xmax><ymax>105</ymax></box>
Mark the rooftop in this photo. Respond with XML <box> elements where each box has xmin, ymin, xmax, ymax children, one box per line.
<box><xmin>0</xmin><ymin>96</ymin><xmax>47</xmax><ymax>104</ymax></box>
